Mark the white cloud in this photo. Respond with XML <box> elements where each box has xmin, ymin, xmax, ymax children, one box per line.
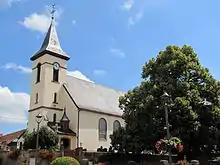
<box><xmin>121</xmin><ymin>0</ymin><xmax>134</xmax><ymax>11</ymax></box>
<box><xmin>128</xmin><ymin>11</ymin><xmax>143</xmax><ymax>26</ymax></box>
<box><xmin>1</xmin><ymin>63</ymin><xmax>32</xmax><ymax>74</ymax></box>
<box><xmin>67</xmin><ymin>70</ymin><xmax>93</xmax><ymax>82</ymax></box>
<box><xmin>93</xmin><ymin>69</ymin><xmax>107</xmax><ymax>76</ymax></box>
<box><xmin>0</xmin><ymin>86</ymin><xmax>29</xmax><ymax>124</ymax></box>
<box><xmin>72</xmin><ymin>20</ymin><xmax>76</xmax><ymax>26</ymax></box>
<box><xmin>121</xmin><ymin>0</ymin><xmax>168</xmax><ymax>27</ymax></box>
<box><xmin>1</xmin><ymin>63</ymin><xmax>93</xmax><ymax>82</ymax></box>
<box><xmin>20</xmin><ymin>13</ymin><xmax>51</xmax><ymax>33</ymax></box>
<box><xmin>0</xmin><ymin>0</ymin><xmax>20</xmax><ymax>8</ymax></box>
<box><xmin>19</xmin><ymin>6</ymin><xmax>62</xmax><ymax>33</ymax></box>
<box><xmin>110</xmin><ymin>48</ymin><xmax>125</xmax><ymax>58</ymax></box>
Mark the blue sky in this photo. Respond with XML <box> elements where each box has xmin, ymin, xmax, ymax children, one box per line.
<box><xmin>1</xmin><ymin>0</ymin><xmax>220</xmax><ymax>134</ymax></box>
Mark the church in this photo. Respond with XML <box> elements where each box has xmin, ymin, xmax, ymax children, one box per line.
<box><xmin>27</xmin><ymin>12</ymin><xmax>125</xmax><ymax>151</ymax></box>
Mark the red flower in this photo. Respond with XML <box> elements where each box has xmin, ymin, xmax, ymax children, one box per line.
<box><xmin>155</xmin><ymin>140</ymin><xmax>162</xmax><ymax>152</ymax></box>
<box><xmin>177</xmin><ymin>160</ymin><xmax>189</xmax><ymax>165</ymax></box>
<box><xmin>176</xmin><ymin>144</ymin><xmax>183</xmax><ymax>152</ymax></box>
<box><xmin>39</xmin><ymin>150</ymin><xmax>54</xmax><ymax>160</ymax></box>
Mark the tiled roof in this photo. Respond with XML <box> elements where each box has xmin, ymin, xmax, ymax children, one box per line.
<box><xmin>0</xmin><ymin>129</ymin><xmax>25</xmax><ymax>145</ymax></box>
<box><xmin>64</xmin><ymin>75</ymin><xmax>125</xmax><ymax>116</ymax></box>
<box><xmin>47</xmin><ymin>122</ymin><xmax>76</xmax><ymax>136</ymax></box>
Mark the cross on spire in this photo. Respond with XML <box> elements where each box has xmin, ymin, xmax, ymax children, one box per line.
<box><xmin>30</xmin><ymin>3</ymin><xmax>70</xmax><ymax>61</ymax></box>
<box><xmin>51</xmin><ymin>4</ymin><xmax>56</xmax><ymax>20</ymax></box>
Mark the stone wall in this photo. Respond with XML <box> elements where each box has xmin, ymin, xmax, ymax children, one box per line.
<box><xmin>82</xmin><ymin>152</ymin><xmax>203</xmax><ymax>165</ymax></box>
<box><xmin>82</xmin><ymin>152</ymin><xmax>179</xmax><ymax>165</ymax></box>
<box><xmin>0</xmin><ymin>150</ymin><xmax>50</xmax><ymax>165</ymax></box>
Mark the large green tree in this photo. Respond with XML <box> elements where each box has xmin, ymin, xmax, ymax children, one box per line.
<box><xmin>23</xmin><ymin>126</ymin><xmax>59</xmax><ymax>150</ymax></box>
<box><xmin>110</xmin><ymin>45</ymin><xmax>220</xmax><ymax>157</ymax></box>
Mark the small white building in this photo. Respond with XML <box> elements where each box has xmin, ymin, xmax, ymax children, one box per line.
<box><xmin>27</xmin><ymin>14</ymin><xmax>125</xmax><ymax>151</ymax></box>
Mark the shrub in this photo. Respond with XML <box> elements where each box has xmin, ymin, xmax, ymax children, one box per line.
<box><xmin>50</xmin><ymin>156</ymin><xmax>80</xmax><ymax>165</ymax></box>
<box><xmin>7</xmin><ymin>149</ymin><xmax>20</xmax><ymax>160</ymax></box>
<box><xmin>23</xmin><ymin>126</ymin><xmax>58</xmax><ymax>150</ymax></box>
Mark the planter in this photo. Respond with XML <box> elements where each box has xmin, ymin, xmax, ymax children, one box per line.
<box><xmin>39</xmin><ymin>159</ymin><xmax>50</xmax><ymax>165</ymax></box>
<box><xmin>209</xmin><ymin>160</ymin><xmax>220</xmax><ymax>165</ymax></box>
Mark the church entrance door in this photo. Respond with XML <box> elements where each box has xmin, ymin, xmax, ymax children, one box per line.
<box><xmin>61</xmin><ymin>138</ymin><xmax>71</xmax><ymax>151</ymax></box>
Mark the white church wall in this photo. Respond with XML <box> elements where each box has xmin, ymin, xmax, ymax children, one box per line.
<box><xmin>28</xmin><ymin>53</ymin><xmax>68</xmax><ymax>132</ymax></box>
<box><xmin>58</xmin><ymin>86</ymin><xmax>78</xmax><ymax>133</ymax></box>
<box><xmin>30</xmin><ymin>54</ymin><xmax>67</xmax><ymax>109</ymax></box>
<box><xmin>27</xmin><ymin>107</ymin><xmax>63</xmax><ymax>132</ymax></box>
<box><xmin>79</xmin><ymin>110</ymin><xmax>124</xmax><ymax>152</ymax></box>
<box><xmin>28</xmin><ymin>85</ymin><xmax>79</xmax><ymax>135</ymax></box>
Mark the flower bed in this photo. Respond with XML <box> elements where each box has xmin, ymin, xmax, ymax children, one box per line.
<box><xmin>38</xmin><ymin>150</ymin><xmax>54</xmax><ymax>160</ymax></box>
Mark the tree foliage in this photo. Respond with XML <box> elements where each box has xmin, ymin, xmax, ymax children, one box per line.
<box><xmin>110</xmin><ymin>45</ymin><xmax>220</xmax><ymax>157</ymax></box>
<box><xmin>23</xmin><ymin>126</ymin><xmax>59</xmax><ymax>150</ymax></box>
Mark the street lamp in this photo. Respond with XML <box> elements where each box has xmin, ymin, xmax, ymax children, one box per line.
<box><xmin>35</xmin><ymin>113</ymin><xmax>43</xmax><ymax>150</ymax></box>
<box><xmin>200</xmin><ymin>98</ymin><xmax>211</xmax><ymax>106</ymax></box>
<box><xmin>161</xmin><ymin>92</ymin><xmax>172</xmax><ymax>164</ymax></box>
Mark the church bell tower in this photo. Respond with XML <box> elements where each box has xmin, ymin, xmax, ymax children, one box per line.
<box><xmin>27</xmin><ymin>5</ymin><xmax>70</xmax><ymax>131</ymax></box>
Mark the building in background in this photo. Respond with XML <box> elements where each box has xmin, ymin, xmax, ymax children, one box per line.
<box><xmin>0</xmin><ymin>129</ymin><xmax>25</xmax><ymax>151</ymax></box>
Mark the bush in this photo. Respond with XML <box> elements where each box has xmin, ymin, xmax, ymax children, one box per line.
<box><xmin>23</xmin><ymin>126</ymin><xmax>58</xmax><ymax>150</ymax></box>
<box><xmin>50</xmin><ymin>156</ymin><xmax>80</xmax><ymax>165</ymax></box>
<box><xmin>7</xmin><ymin>149</ymin><xmax>20</xmax><ymax>160</ymax></box>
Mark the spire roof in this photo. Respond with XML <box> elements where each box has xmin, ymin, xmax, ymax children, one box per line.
<box><xmin>61</xmin><ymin>107</ymin><xmax>70</xmax><ymax>122</ymax></box>
<box><xmin>30</xmin><ymin>6</ymin><xmax>70</xmax><ymax>61</ymax></box>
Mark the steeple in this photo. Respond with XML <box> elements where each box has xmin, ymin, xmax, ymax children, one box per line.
<box><xmin>60</xmin><ymin>107</ymin><xmax>70</xmax><ymax>132</ymax></box>
<box><xmin>30</xmin><ymin>5</ymin><xmax>70</xmax><ymax>61</ymax></box>
<box><xmin>60</xmin><ymin>107</ymin><xmax>70</xmax><ymax>122</ymax></box>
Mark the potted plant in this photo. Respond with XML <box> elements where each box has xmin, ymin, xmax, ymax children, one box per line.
<box><xmin>155</xmin><ymin>137</ymin><xmax>183</xmax><ymax>154</ymax></box>
<box><xmin>38</xmin><ymin>150</ymin><xmax>54</xmax><ymax>160</ymax></box>
<box><xmin>177</xmin><ymin>156</ymin><xmax>190</xmax><ymax>165</ymax></box>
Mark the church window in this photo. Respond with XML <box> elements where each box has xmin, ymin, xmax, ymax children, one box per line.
<box><xmin>35</xmin><ymin>93</ymin><xmax>38</xmax><ymax>104</ymax></box>
<box><xmin>53</xmin><ymin>113</ymin><xmax>56</xmax><ymax>123</ymax></box>
<box><xmin>53</xmin><ymin>93</ymin><xmax>58</xmax><ymax>103</ymax></box>
<box><xmin>113</xmin><ymin>120</ymin><xmax>121</xmax><ymax>132</ymax></box>
<box><xmin>53</xmin><ymin>62</ymin><xmax>60</xmax><ymax>82</ymax></box>
<box><xmin>36</xmin><ymin>63</ymin><xmax>41</xmax><ymax>83</ymax></box>
<box><xmin>99</xmin><ymin>118</ymin><xmax>107</xmax><ymax>140</ymax></box>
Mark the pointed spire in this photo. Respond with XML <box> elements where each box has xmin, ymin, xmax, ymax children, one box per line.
<box><xmin>61</xmin><ymin>107</ymin><xmax>70</xmax><ymax>121</ymax></box>
<box><xmin>30</xmin><ymin>4</ymin><xmax>70</xmax><ymax>61</ymax></box>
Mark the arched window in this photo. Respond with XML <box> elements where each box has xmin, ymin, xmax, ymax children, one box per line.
<box><xmin>99</xmin><ymin>118</ymin><xmax>107</xmax><ymax>140</ymax></box>
<box><xmin>53</xmin><ymin>63</ymin><xmax>59</xmax><ymax>82</ymax></box>
<box><xmin>53</xmin><ymin>93</ymin><xmax>57</xmax><ymax>103</ymax></box>
<box><xmin>113</xmin><ymin>120</ymin><xmax>121</xmax><ymax>132</ymax></box>
<box><xmin>36</xmin><ymin>63</ymin><xmax>41</xmax><ymax>83</ymax></box>
<box><xmin>53</xmin><ymin>113</ymin><xmax>56</xmax><ymax>123</ymax></box>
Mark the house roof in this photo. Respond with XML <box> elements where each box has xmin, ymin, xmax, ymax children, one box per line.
<box><xmin>64</xmin><ymin>75</ymin><xmax>125</xmax><ymax>116</ymax></box>
<box><xmin>0</xmin><ymin>129</ymin><xmax>26</xmax><ymax>145</ymax></box>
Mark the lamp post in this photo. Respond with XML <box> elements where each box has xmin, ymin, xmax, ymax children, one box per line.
<box><xmin>162</xmin><ymin>92</ymin><xmax>172</xmax><ymax>164</ymax></box>
<box><xmin>200</xmin><ymin>98</ymin><xmax>211</xmax><ymax>106</ymax></box>
<box><xmin>35</xmin><ymin>113</ymin><xmax>43</xmax><ymax>150</ymax></box>
<box><xmin>35</xmin><ymin>113</ymin><xmax>43</xmax><ymax>165</ymax></box>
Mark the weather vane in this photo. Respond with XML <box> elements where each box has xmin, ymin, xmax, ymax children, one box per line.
<box><xmin>51</xmin><ymin>4</ymin><xmax>56</xmax><ymax>20</ymax></box>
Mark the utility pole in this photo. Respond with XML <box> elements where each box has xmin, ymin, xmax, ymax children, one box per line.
<box><xmin>162</xmin><ymin>92</ymin><xmax>172</xmax><ymax>164</ymax></box>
